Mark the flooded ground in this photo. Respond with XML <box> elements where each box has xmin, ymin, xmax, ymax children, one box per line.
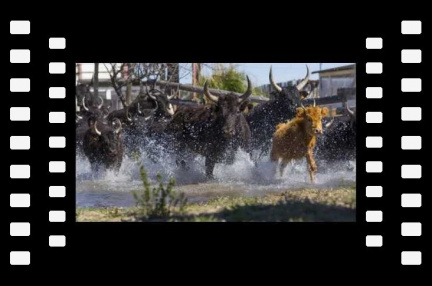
<box><xmin>76</xmin><ymin>148</ymin><xmax>356</xmax><ymax>208</ymax></box>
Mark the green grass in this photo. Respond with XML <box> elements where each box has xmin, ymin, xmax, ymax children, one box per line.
<box><xmin>76</xmin><ymin>186</ymin><xmax>356</xmax><ymax>222</ymax></box>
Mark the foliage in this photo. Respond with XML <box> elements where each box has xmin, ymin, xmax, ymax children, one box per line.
<box><xmin>197</xmin><ymin>64</ymin><xmax>251</xmax><ymax>103</ymax></box>
<box><xmin>132</xmin><ymin>165</ymin><xmax>188</xmax><ymax>219</ymax></box>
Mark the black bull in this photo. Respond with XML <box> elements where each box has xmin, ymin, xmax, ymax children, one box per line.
<box><xmin>246</xmin><ymin>65</ymin><xmax>311</xmax><ymax>160</ymax></box>
<box><xmin>315</xmin><ymin>106</ymin><xmax>356</xmax><ymax>166</ymax></box>
<box><xmin>82</xmin><ymin>117</ymin><xmax>124</xmax><ymax>173</ymax></box>
<box><xmin>165</xmin><ymin>77</ymin><xmax>253</xmax><ymax>178</ymax></box>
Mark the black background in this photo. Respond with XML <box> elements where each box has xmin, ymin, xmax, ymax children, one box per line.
<box><xmin>8</xmin><ymin>7</ymin><xmax>425</xmax><ymax>279</ymax></box>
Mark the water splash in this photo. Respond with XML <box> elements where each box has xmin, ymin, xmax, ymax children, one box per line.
<box><xmin>76</xmin><ymin>138</ymin><xmax>356</xmax><ymax>207</ymax></box>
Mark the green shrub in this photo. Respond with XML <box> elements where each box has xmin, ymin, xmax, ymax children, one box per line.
<box><xmin>132</xmin><ymin>165</ymin><xmax>188</xmax><ymax>219</ymax></box>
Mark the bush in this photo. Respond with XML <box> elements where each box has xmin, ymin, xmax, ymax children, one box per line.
<box><xmin>132</xmin><ymin>165</ymin><xmax>188</xmax><ymax>219</ymax></box>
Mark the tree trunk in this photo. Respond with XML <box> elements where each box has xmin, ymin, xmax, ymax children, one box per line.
<box><xmin>93</xmin><ymin>63</ymin><xmax>99</xmax><ymax>103</ymax></box>
<box><xmin>126</xmin><ymin>81</ymin><xmax>132</xmax><ymax>105</ymax></box>
<box><xmin>124</xmin><ymin>63</ymin><xmax>132</xmax><ymax>105</ymax></box>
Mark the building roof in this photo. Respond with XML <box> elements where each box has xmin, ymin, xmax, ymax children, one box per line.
<box><xmin>311</xmin><ymin>64</ymin><xmax>356</xmax><ymax>74</ymax></box>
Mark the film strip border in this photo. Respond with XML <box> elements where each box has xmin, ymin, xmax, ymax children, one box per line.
<box><xmin>10</xmin><ymin>20</ymin><xmax>67</xmax><ymax>266</ymax></box>
<box><xmin>365</xmin><ymin>21</ymin><xmax>423</xmax><ymax>266</ymax></box>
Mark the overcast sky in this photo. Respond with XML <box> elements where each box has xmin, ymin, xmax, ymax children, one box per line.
<box><xmin>179</xmin><ymin>63</ymin><xmax>354</xmax><ymax>86</ymax></box>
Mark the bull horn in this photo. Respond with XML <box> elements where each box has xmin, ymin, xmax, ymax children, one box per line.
<box><xmin>127</xmin><ymin>110</ymin><xmax>132</xmax><ymax>122</ymax></box>
<box><xmin>325</xmin><ymin>117</ymin><xmax>335</xmax><ymax>128</ymax></box>
<box><xmin>203</xmin><ymin>80</ymin><xmax>218</xmax><ymax>102</ymax></box>
<box><xmin>93</xmin><ymin>121</ymin><xmax>101</xmax><ymax>136</ymax></box>
<box><xmin>313</xmin><ymin>98</ymin><xmax>316</xmax><ymax>107</ymax></box>
<box><xmin>238</xmin><ymin>76</ymin><xmax>253</xmax><ymax>102</ymax></box>
<box><xmin>147</xmin><ymin>91</ymin><xmax>157</xmax><ymax>101</ymax></box>
<box><xmin>300</xmin><ymin>102</ymin><xmax>306</xmax><ymax>112</ymax></box>
<box><xmin>82</xmin><ymin>97</ymin><xmax>89</xmax><ymax>111</ymax></box>
<box><xmin>296</xmin><ymin>65</ymin><xmax>310</xmax><ymax>91</ymax></box>
<box><xmin>168</xmin><ymin>87</ymin><xmax>180</xmax><ymax>100</ymax></box>
<box><xmin>144</xmin><ymin>115</ymin><xmax>152</xmax><ymax>121</ymax></box>
<box><xmin>167</xmin><ymin>88</ymin><xmax>177</xmax><ymax>100</ymax></box>
<box><xmin>346</xmin><ymin>105</ymin><xmax>355</xmax><ymax>117</ymax></box>
<box><xmin>166</xmin><ymin>103</ymin><xmax>175</xmax><ymax>115</ymax></box>
<box><xmin>125</xmin><ymin>106</ymin><xmax>132</xmax><ymax>122</ymax></box>
<box><xmin>113</xmin><ymin>118</ymin><xmax>122</xmax><ymax>134</ymax></box>
<box><xmin>97</xmin><ymin>96</ymin><xmax>104</xmax><ymax>109</ymax></box>
<box><xmin>269</xmin><ymin>65</ymin><xmax>282</xmax><ymax>92</ymax></box>
<box><xmin>76</xmin><ymin>114</ymin><xmax>83</xmax><ymax>120</ymax></box>
<box><xmin>150</xmin><ymin>100</ymin><xmax>158</xmax><ymax>112</ymax></box>
<box><xmin>137</xmin><ymin>102</ymin><xmax>142</xmax><ymax>115</ymax></box>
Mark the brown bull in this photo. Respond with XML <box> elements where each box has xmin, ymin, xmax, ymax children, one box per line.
<box><xmin>270</xmin><ymin>104</ymin><xmax>329</xmax><ymax>183</ymax></box>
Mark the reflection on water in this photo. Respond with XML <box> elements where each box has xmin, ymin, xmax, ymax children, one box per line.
<box><xmin>76</xmin><ymin>147</ymin><xmax>356</xmax><ymax>208</ymax></box>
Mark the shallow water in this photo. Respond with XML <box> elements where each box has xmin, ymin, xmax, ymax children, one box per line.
<box><xmin>76</xmin><ymin>146</ymin><xmax>356</xmax><ymax>208</ymax></box>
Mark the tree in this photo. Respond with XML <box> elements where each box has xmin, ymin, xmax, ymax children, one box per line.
<box><xmin>197</xmin><ymin>64</ymin><xmax>247</xmax><ymax>103</ymax></box>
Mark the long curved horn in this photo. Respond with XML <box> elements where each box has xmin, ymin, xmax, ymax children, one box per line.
<box><xmin>147</xmin><ymin>92</ymin><xmax>157</xmax><ymax>101</ymax></box>
<box><xmin>112</xmin><ymin>118</ymin><xmax>122</xmax><ymax>134</ymax></box>
<box><xmin>168</xmin><ymin>87</ymin><xmax>179</xmax><ymax>100</ymax></box>
<box><xmin>325</xmin><ymin>117</ymin><xmax>335</xmax><ymax>128</ymax></box>
<box><xmin>300</xmin><ymin>101</ymin><xmax>306</xmax><ymax>112</ymax></box>
<box><xmin>127</xmin><ymin>112</ymin><xmax>132</xmax><ymax>122</ymax></box>
<box><xmin>346</xmin><ymin>104</ymin><xmax>355</xmax><ymax>117</ymax></box>
<box><xmin>167</xmin><ymin>92</ymin><xmax>175</xmax><ymax>100</ymax></box>
<box><xmin>296</xmin><ymin>64</ymin><xmax>310</xmax><ymax>91</ymax></box>
<box><xmin>125</xmin><ymin>106</ymin><xmax>132</xmax><ymax>122</ymax></box>
<box><xmin>93</xmin><ymin>121</ymin><xmax>101</xmax><ymax>136</ymax></box>
<box><xmin>97</xmin><ymin>96</ymin><xmax>104</xmax><ymax>109</ymax></box>
<box><xmin>238</xmin><ymin>76</ymin><xmax>253</xmax><ymax>102</ymax></box>
<box><xmin>203</xmin><ymin>80</ymin><xmax>219</xmax><ymax>102</ymax></box>
<box><xmin>151</xmin><ymin>100</ymin><xmax>159</xmax><ymax>111</ymax></box>
<box><xmin>137</xmin><ymin>102</ymin><xmax>142</xmax><ymax>114</ymax></box>
<box><xmin>166</xmin><ymin>103</ymin><xmax>175</xmax><ymax>115</ymax></box>
<box><xmin>269</xmin><ymin>65</ymin><xmax>282</xmax><ymax>92</ymax></box>
<box><xmin>82</xmin><ymin>97</ymin><xmax>89</xmax><ymax>111</ymax></box>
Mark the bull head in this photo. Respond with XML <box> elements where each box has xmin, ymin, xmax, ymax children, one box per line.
<box><xmin>203</xmin><ymin>76</ymin><xmax>252</xmax><ymax>104</ymax></box>
<box><xmin>269</xmin><ymin>64</ymin><xmax>310</xmax><ymax>95</ymax></box>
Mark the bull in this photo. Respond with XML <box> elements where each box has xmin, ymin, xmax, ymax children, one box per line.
<box><xmin>106</xmin><ymin>88</ymin><xmax>176</xmax><ymax>154</ymax></box>
<box><xmin>315</xmin><ymin>105</ymin><xmax>356</xmax><ymax>166</ymax></box>
<box><xmin>82</xmin><ymin>117</ymin><xmax>124</xmax><ymax>174</ymax></box>
<box><xmin>270</xmin><ymin>102</ymin><xmax>329</xmax><ymax>183</ymax></box>
<box><xmin>165</xmin><ymin>77</ymin><xmax>253</xmax><ymax>179</ymax></box>
<box><xmin>246</xmin><ymin>65</ymin><xmax>312</xmax><ymax>161</ymax></box>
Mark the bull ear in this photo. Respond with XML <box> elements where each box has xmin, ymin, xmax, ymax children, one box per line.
<box><xmin>321</xmin><ymin>107</ymin><xmax>329</xmax><ymax>117</ymax></box>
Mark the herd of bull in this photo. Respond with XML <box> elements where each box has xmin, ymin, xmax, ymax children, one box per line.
<box><xmin>76</xmin><ymin>65</ymin><xmax>356</xmax><ymax>183</ymax></box>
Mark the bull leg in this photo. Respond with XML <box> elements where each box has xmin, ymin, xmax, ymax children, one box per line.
<box><xmin>205</xmin><ymin>157</ymin><xmax>216</xmax><ymax>180</ymax></box>
<box><xmin>306</xmin><ymin>149</ymin><xmax>317</xmax><ymax>183</ymax></box>
<box><xmin>279</xmin><ymin>161</ymin><xmax>288</xmax><ymax>177</ymax></box>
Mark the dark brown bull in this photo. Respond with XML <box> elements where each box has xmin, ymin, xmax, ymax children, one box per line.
<box><xmin>166</xmin><ymin>77</ymin><xmax>253</xmax><ymax>179</ymax></box>
<box><xmin>246</xmin><ymin>65</ymin><xmax>312</xmax><ymax>161</ymax></box>
<box><xmin>82</xmin><ymin>117</ymin><xmax>124</xmax><ymax>174</ymax></box>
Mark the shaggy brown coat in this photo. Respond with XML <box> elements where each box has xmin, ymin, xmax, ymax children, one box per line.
<box><xmin>270</xmin><ymin>106</ymin><xmax>329</xmax><ymax>183</ymax></box>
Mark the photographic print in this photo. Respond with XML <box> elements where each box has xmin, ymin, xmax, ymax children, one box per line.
<box><xmin>75</xmin><ymin>63</ymin><xmax>356</xmax><ymax>222</ymax></box>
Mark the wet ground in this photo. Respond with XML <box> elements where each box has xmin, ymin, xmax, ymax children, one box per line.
<box><xmin>76</xmin><ymin>150</ymin><xmax>356</xmax><ymax>208</ymax></box>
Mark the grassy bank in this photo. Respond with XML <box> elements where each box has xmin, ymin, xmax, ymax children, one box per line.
<box><xmin>76</xmin><ymin>186</ymin><xmax>356</xmax><ymax>222</ymax></box>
